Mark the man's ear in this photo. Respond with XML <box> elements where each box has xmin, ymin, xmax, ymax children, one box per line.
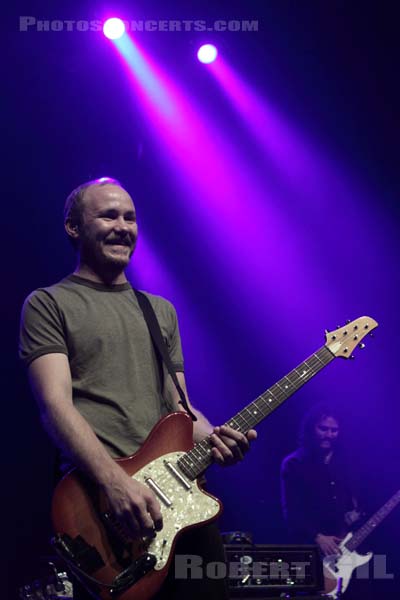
<box><xmin>64</xmin><ymin>219</ymin><xmax>80</xmax><ymax>241</ymax></box>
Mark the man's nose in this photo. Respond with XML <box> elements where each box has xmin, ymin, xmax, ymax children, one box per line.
<box><xmin>114</xmin><ymin>217</ymin><xmax>129</xmax><ymax>231</ymax></box>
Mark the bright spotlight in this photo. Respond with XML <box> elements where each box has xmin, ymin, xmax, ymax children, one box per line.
<box><xmin>103</xmin><ymin>18</ymin><xmax>126</xmax><ymax>40</ymax></box>
<box><xmin>197</xmin><ymin>44</ymin><xmax>218</xmax><ymax>64</ymax></box>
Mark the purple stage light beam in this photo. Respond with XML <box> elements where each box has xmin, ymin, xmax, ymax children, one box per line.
<box><xmin>108</xmin><ymin>30</ymin><xmax>355</xmax><ymax>351</ymax></box>
<box><xmin>107</xmin><ymin>32</ymin><xmax>332</xmax><ymax>338</ymax></box>
<box><xmin>208</xmin><ymin>58</ymin><xmax>372</xmax><ymax>216</ymax></box>
<box><xmin>103</xmin><ymin>18</ymin><xmax>126</xmax><ymax>40</ymax></box>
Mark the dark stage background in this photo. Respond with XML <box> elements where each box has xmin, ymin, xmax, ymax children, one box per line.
<box><xmin>4</xmin><ymin>1</ymin><xmax>399</xmax><ymax>598</ymax></box>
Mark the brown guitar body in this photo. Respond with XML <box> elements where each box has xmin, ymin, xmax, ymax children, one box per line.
<box><xmin>51</xmin><ymin>412</ymin><xmax>222</xmax><ymax>600</ymax></box>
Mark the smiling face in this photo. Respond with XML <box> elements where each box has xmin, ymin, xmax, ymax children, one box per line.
<box><xmin>314</xmin><ymin>416</ymin><xmax>339</xmax><ymax>452</ymax></box>
<box><xmin>67</xmin><ymin>183</ymin><xmax>138</xmax><ymax>274</ymax></box>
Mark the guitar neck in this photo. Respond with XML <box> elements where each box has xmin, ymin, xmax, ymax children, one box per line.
<box><xmin>345</xmin><ymin>490</ymin><xmax>400</xmax><ymax>552</ymax></box>
<box><xmin>177</xmin><ymin>345</ymin><xmax>335</xmax><ymax>480</ymax></box>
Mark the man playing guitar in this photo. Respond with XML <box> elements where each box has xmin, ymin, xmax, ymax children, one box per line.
<box><xmin>19</xmin><ymin>178</ymin><xmax>257</xmax><ymax>599</ymax></box>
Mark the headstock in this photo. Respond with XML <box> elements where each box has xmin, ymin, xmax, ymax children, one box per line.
<box><xmin>325</xmin><ymin>316</ymin><xmax>378</xmax><ymax>358</ymax></box>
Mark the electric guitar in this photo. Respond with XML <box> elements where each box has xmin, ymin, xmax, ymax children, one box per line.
<box><xmin>51</xmin><ymin>316</ymin><xmax>377</xmax><ymax>600</ymax></box>
<box><xmin>324</xmin><ymin>488</ymin><xmax>400</xmax><ymax>597</ymax></box>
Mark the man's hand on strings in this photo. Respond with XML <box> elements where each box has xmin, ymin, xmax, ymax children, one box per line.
<box><xmin>210</xmin><ymin>425</ymin><xmax>257</xmax><ymax>466</ymax></box>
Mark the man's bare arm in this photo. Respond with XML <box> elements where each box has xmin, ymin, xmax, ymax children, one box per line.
<box><xmin>28</xmin><ymin>353</ymin><xmax>162</xmax><ymax>536</ymax></box>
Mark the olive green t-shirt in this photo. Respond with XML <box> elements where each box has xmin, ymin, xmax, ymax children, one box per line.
<box><xmin>19</xmin><ymin>275</ymin><xmax>184</xmax><ymax>460</ymax></box>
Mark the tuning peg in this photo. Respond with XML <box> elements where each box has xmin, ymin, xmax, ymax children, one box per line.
<box><xmin>358</xmin><ymin>343</ymin><xmax>366</xmax><ymax>349</ymax></box>
<box><xmin>324</xmin><ymin>328</ymin><xmax>330</xmax><ymax>334</ymax></box>
<box><xmin>369</xmin><ymin>332</ymin><xmax>374</xmax><ymax>338</ymax></box>
<box><xmin>346</xmin><ymin>319</ymin><xmax>351</xmax><ymax>324</ymax></box>
<box><xmin>350</xmin><ymin>355</ymin><xmax>355</xmax><ymax>360</ymax></box>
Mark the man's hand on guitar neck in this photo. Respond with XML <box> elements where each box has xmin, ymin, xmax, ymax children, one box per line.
<box><xmin>315</xmin><ymin>533</ymin><xmax>342</xmax><ymax>556</ymax></box>
<box><xmin>210</xmin><ymin>425</ymin><xmax>257</xmax><ymax>466</ymax></box>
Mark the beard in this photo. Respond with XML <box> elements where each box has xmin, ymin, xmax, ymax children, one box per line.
<box><xmin>79</xmin><ymin>235</ymin><xmax>136</xmax><ymax>271</ymax></box>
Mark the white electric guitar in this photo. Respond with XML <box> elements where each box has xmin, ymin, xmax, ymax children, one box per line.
<box><xmin>324</xmin><ymin>489</ymin><xmax>400</xmax><ymax>597</ymax></box>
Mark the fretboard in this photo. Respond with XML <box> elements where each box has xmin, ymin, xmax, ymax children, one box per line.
<box><xmin>345</xmin><ymin>490</ymin><xmax>400</xmax><ymax>552</ymax></box>
<box><xmin>177</xmin><ymin>344</ymin><xmax>335</xmax><ymax>480</ymax></box>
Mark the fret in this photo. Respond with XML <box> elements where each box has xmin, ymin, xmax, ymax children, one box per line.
<box><xmin>313</xmin><ymin>352</ymin><xmax>325</xmax><ymax>366</ymax></box>
<box><xmin>303</xmin><ymin>359</ymin><xmax>318</xmax><ymax>374</ymax></box>
<box><xmin>293</xmin><ymin>366</ymin><xmax>312</xmax><ymax>382</ymax></box>
<box><xmin>177</xmin><ymin>455</ymin><xmax>197</xmax><ymax>480</ymax></box>
<box><xmin>310</xmin><ymin>357</ymin><xmax>326</xmax><ymax>372</ymax></box>
<box><xmin>252</xmin><ymin>403</ymin><xmax>268</xmax><ymax>421</ymax></box>
<box><xmin>249</xmin><ymin>404</ymin><xmax>262</xmax><ymax>417</ymax></box>
<box><xmin>267</xmin><ymin>387</ymin><xmax>281</xmax><ymax>403</ymax></box>
<box><xmin>227</xmin><ymin>416</ymin><xmax>244</xmax><ymax>430</ymax></box>
<box><xmin>311</xmin><ymin>351</ymin><xmax>325</xmax><ymax>364</ymax></box>
<box><xmin>182</xmin><ymin>453</ymin><xmax>196</xmax><ymax>471</ymax></box>
<box><xmin>197</xmin><ymin>442</ymin><xmax>210</xmax><ymax>458</ymax></box>
<box><xmin>285</xmin><ymin>370</ymin><xmax>299</xmax><ymax>383</ymax></box>
<box><xmin>259</xmin><ymin>395</ymin><xmax>275</xmax><ymax>409</ymax></box>
<box><xmin>184</xmin><ymin>456</ymin><xmax>203</xmax><ymax>476</ymax></box>
<box><xmin>240</xmin><ymin>409</ymin><xmax>255</xmax><ymax>429</ymax></box>
<box><xmin>270</xmin><ymin>384</ymin><xmax>284</xmax><ymax>400</ymax></box>
<box><xmin>187</xmin><ymin>450</ymin><xmax>201</xmax><ymax>468</ymax></box>
<box><xmin>236</xmin><ymin>413</ymin><xmax>252</xmax><ymax>430</ymax></box>
<box><xmin>190</xmin><ymin>446</ymin><xmax>203</xmax><ymax>463</ymax></box>
<box><xmin>276</xmin><ymin>381</ymin><xmax>291</xmax><ymax>397</ymax></box>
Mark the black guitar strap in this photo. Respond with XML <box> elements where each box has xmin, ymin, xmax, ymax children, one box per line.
<box><xmin>134</xmin><ymin>290</ymin><xmax>197</xmax><ymax>422</ymax></box>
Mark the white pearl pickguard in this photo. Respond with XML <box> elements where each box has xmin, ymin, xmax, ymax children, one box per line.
<box><xmin>132</xmin><ymin>451</ymin><xmax>221</xmax><ymax>570</ymax></box>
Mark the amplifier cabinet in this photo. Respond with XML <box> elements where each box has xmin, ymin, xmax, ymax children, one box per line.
<box><xmin>224</xmin><ymin>544</ymin><xmax>324</xmax><ymax>596</ymax></box>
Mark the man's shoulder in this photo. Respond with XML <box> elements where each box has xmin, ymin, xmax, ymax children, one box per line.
<box><xmin>23</xmin><ymin>276</ymin><xmax>77</xmax><ymax>306</ymax></box>
<box><xmin>281</xmin><ymin>448</ymin><xmax>306</xmax><ymax>471</ymax></box>
<box><xmin>138</xmin><ymin>290</ymin><xmax>177</xmax><ymax>314</ymax></box>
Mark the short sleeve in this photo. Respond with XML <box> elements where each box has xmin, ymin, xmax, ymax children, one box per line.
<box><xmin>165</xmin><ymin>301</ymin><xmax>184</xmax><ymax>372</ymax></box>
<box><xmin>19</xmin><ymin>290</ymin><xmax>68</xmax><ymax>366</ymax></box>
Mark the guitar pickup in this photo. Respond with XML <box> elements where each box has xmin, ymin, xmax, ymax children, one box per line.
<box><xmin>145</xmin><ymin>477</ymin><xmax>173</xmax><ymax>507</ymax></box>
<box><xmin>164</xmin><ymin>460</ymin><xmax>191</xmax><ymax>490</ymax></box>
